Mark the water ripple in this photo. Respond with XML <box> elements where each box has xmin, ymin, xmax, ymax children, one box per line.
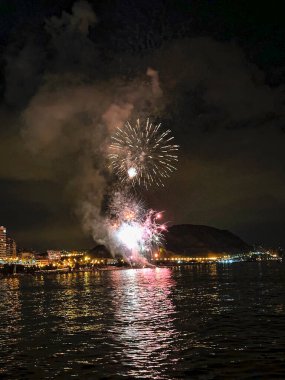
<box><xmin>0</xmin><ymin>263</ymin><xmax>284</xmax><ymax>379</ymax></box>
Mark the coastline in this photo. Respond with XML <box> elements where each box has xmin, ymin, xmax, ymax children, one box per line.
<box><xmin>1</xmin><ymin>259</ymin><xmax>283</xmax><ymax>278</ymax></box>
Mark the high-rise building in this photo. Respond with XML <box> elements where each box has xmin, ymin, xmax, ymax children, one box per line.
<box><xmin>0</xmin><ymin>226</ymin><xmax>7</xmax><ymax>258</ymax></box>
<box><xmin>6</xmin><ymin>237</ymin><xmax>17</xmax><ymax>258</ymax></box>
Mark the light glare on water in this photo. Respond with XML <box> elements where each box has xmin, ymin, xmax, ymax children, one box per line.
<box><xmin>0</xmin><ymin>263</ymin><xmax>285</xmax><ymax>379</ymax></box>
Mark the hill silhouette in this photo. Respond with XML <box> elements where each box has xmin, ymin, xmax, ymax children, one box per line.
<box><xmin>164</xmin><ymin>224</ymin><xmax>251</xmax><ymax>256</ymax></box>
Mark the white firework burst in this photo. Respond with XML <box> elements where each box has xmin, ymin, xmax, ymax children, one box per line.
<box><xmin>108</xmin><ymin>118</ymin><xmax>179</xmax><ymax>188</ymax></box>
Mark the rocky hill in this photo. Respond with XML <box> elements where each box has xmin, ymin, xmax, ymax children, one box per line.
<box><xmin>89</xmin><ymin>244</ymin><xmax>112</xmax><ymax>258</ymax></box>
<box><xmin>164</xmin><ymin>224</ymin><xmax>251</xmax><ymax>256</ymax></box>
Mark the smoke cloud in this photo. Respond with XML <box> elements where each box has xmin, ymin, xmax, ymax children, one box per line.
<box><xmin>19</xmin><ymin>3</ymin><xmax>164</xmax><ymax>250</ymax></box>
<box><xmin>2</xmin><ymin>1</ymin><xmax>285</xmax><ymax>248</ymax></box>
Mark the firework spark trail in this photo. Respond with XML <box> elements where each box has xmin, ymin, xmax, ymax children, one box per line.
<box><xmin>107</xmin><ymin>187</ymin><xmax>166</xmax><ymax>262</ymax></box>
<box><xmin>108</xmin><ymin>118</ymin><xmax>179</xmax><ymax>188</ymax></box>
<box><xmin>106</xmin><ymin>118</ymin><xmax>177</xmax><ymax>263</ymax></box>
<box><xmin>108</xmin><ymin>188</ymin><xmax>144</xmax><ymax>224</ymax></box>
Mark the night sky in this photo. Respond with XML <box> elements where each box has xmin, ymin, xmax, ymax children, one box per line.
<box><xmin>0</xmin><ymin>0</ymin><xmax>285</xmax><ymax>250</ymax></box>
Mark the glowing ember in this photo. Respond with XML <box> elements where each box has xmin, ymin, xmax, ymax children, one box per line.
<box><xmin>127</xmin><ymin>167</ymin><xmax>138</xmax><ymax>178</ymax></box>
<box><xmin>116</xmin><ymin>222</ymin><xmax>144</xmax><ymax>251</ymax></box>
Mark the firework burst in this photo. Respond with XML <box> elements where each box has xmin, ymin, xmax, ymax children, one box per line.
<box><xmin>109</xmin><ymin>118</ymin><xmax>179</xmax><ymax>188</ymax></box>
<box><xmin>107</xmin><ymin>188</ymin><xmax>166</xmax><ymax>260</ymax></box>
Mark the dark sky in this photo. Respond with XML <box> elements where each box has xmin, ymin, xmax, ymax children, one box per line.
<box><xmin>0</xmin><ymin>0</ymin><xmax>285</xmax><ymax>250</ymax></box>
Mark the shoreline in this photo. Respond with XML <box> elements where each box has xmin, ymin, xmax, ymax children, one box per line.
<box><xmin>0</xmin><ymin>260</ymin><xmax>283</xmax><ymax>278</ymax></box>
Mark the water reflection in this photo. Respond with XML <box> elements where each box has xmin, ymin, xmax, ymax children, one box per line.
<box><xmin>0</xmin><ymin>277</ymin><xmax>22</xmax><ymax>376</ymax></box>
<box><xmin>0</xmin><ymin>263</ymin><xmax>284</xmax><ymax>379</ymax></box>
<box><xmin>109</xmin><ymin>268</ymin><xmax>178</xmax><ymax>379</ymax></box>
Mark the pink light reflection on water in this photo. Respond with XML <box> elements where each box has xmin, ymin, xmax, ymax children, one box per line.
<box><xmin>108</xmin><ymin>268</ymin><xmax>179</xmax><ymax>379</ymax></box>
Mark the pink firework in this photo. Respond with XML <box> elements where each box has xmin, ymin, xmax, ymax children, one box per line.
<box><xmin>107</xmin><ymin>188</ymin><xmax>166</xmax><ymax>260</ymax></box>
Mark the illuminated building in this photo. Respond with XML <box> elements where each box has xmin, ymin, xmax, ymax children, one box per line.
<box><xmin>20</xmin><ymin>252</ymin><xmax>35</xmax><ymax>260</ymax></box>
<box><xmin>0</xmin><ymin>226</ymin><xmax>7</xmax><ymax>259</ymax></box>
<box><xmin>47</xmin><ymin>250</ymin><xmax>62</xmax><ymax>261</ymax></box>
<box><xmin>36</xmin><ymin>258</ymin><xmax>50</xmax><ymax>267</ymax></box>
<box><xmin>106</xmin><ymin>258</ymin><xmax>117</xmax><ymax>265</ymax></box>
<box><xmin>6</xmin><ymin>237</ymin><xmax>17</xmax><ymax>258</ymax></box>
<box><xmin>61</xmin><ymin>250</ymin><xmax>85</xmax><ymax>257</ymax></box>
